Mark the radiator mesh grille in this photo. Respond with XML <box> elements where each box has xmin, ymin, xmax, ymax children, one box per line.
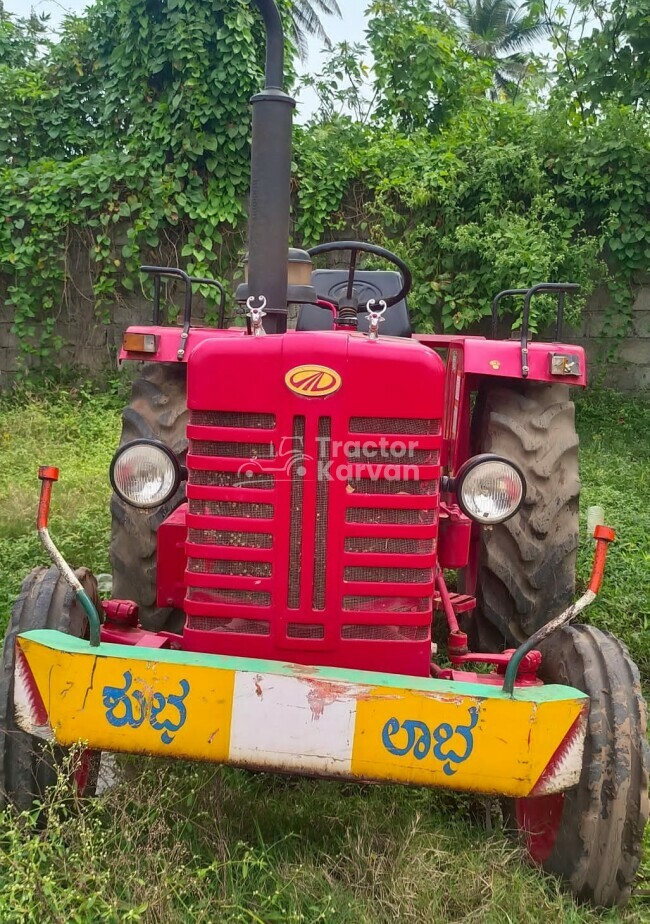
<box><xmin>188</xmin><ymin>500</ymin><xmax>273</xmax><ymax>519</ymax></box>
<box><xmin>187</xmin><ymin>587</ymin><xmax>270</xmax><ymax>606</ymax></box>
<box><xmin>348</xmin><ymin>478</ymin><xmax>438</xmax><ymax>496</ymax></box>
<box><xmin>344</xmin><ymin>536</ymin><xmax>435</xmax><ymax>554</ymax></box>
<box><xmin>190</xmin><ymin>411</ymin><xmax>275</xmax><ymax>429</ymax></box>
<box><xmin>287</xmin><ymin>623</ymin><xmax>325</xmax><ymax>639</ymax></box>
<box><xmin>349</xmin><ymin>417</ymin><xmax>441</xmax><ymax>435</ymax></box>
<box><xmin>188</xmin><ymin>559</ymin><xmax>271</xmax><ymax>578</ymax></box>
<box><xmin>187</xmin><ymin>616</ymin><xmax>270</xmax><ymax>634</ymax></box>
<box><xmin>346</xmin><ymin>446</ymin><xmax>440</xmax><ymax>464</ymax></box>
<box><xmin>189</xmin><ymin>470</ymin><xmax>274</xmax><ymax>489</ymax></box>
<box><xmin>342</xmin><ymin>595</ymin><xmax>430</xmax><ymax>612</ymax></box>
<box><xmin>342</xmin><ymin>624</ymin><xmax>429</xmax><ymax>641</ymax></box>
<box><xmin>312</xmin><ymin>418</ymin><xmax>331</xmax><ymax>610</ymax></box>
<box><xmin>188</xmin><ymin>529</ymin><xmax>272</xmax><ymax>549</ymax></box>
<box><xmin>346</xmin><ymin>507</ymin><xmax>436</xmax><ymax>525</ymax></box>
<box><xmin>287</xmin><ymin>416</ymin><xmax>306</xmax><ymax>609</ymax></box>
<box><xmin>344</xmin><ymin>566</ymin><xmax>433</xmax><ymax>584</ymax></box>
<box><xmin>189</xmin><ymin>440</ymin><xmax>274</xmax><ymax>459</ymax></box>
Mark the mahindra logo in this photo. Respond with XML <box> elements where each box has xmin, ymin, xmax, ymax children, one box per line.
<box><xmin>285</xmin><ymin>365</ymin><xmax>342</xmax><ymax>397</ymax></box>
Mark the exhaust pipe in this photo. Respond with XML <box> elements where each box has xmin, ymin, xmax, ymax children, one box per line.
<box><xmin>246</xmin><ymin>0</ymin><xmax>295</xmax><ymax>334</ymax></box>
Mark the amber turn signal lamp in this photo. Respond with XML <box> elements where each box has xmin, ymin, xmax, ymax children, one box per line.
<box><xmin>122</xmin><ymin>332</ymin><xmax>158</xmax><ymax>353</ymax></box>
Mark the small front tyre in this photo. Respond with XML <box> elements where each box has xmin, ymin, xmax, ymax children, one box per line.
<box><xmin>0</xmin><ymin>566</ymin><xmax>101</xmax><ymax>813</ymax></box>
<box><xmin>509</xmin><ymin>624</ymin><xmax>649</xmax><ymax>906</ymax></box>
<box><xmin>109</xmin><ymin>363</ymin><xmax>188</xmax><ymax>630</ymax></box>
<box><xmin>470</xmin><ymin>382</ymin><xmax>580</xmax><ymax>646</ymax></box>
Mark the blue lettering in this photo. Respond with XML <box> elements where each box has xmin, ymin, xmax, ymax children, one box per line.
<box><xmin>380</xmin><ymin>706</ymin><xmax>479</xmax><ymax>774</ymax></box>
<box><xmin>102</xmin><ymin>672</ymin><xmax>190</xmax><ymax>745</ymax></box>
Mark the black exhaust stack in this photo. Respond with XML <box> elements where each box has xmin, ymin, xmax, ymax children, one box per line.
<box><xmin>246</xmin><ymin>0</ymin><xmax>294</xmax><ymax>334</ymax></box>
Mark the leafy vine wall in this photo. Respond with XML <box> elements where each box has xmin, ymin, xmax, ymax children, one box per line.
<box><xmin>0</xmin><ymin>0</ymin><xmax>648</xmax><ymax>389</ymax></box>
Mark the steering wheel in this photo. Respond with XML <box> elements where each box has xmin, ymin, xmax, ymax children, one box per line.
<box><xmin>307</xmin><ymin>241</ymin><xmax>412</xmax><ymax>310</ymax></box>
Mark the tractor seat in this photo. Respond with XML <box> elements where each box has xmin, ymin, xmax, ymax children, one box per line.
<box><xmin>296</xmin><ymin>270</ymin><xmax>412</xmax><ymax>338</ymax></box>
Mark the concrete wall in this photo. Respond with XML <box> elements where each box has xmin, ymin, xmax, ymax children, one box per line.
<box><xmin>1</xmin><ymin>271</ymin><xmax>648</xmax><ymax>393</ymax></box>
<box><xmin>573</xmin><ymin>282</ymin><xmax>650</xmax><ymax>393</ymax></box>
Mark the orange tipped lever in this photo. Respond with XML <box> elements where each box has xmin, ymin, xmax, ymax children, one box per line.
<box><xmin>503</xmin><ymin>521</ymin><xmax>616</xmax><ymax>695</ymax></box>
<box><xmin>35</xmin><ymin>465</ymin><xmax>101</xmax><ymax>646</ymax></box>
<box><xmin>588</xmin><ymin>525</ymin><xmax>616</xmax><ymax>595</ymax></box>
<box><xmin>37</xmin><ymin>466</ymin><xmax>60</xmax><ymax>530</ymax></box>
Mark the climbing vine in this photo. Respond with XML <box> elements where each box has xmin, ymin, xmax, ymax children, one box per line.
<box><xmin>0</xmin><ymin>0</ymin><xmax>648</xmax><ymax>364</ymax></box>
<box><xmin>292</xmin><ymin>0</ymin><xmax>649</xmax><ymax>338</ymax></box>
<box><xmin>0</xmin><ymin>0</ymin><xmax>277</xmax><ymax>359</ymax></box>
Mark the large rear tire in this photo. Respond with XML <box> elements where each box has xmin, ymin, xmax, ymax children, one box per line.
<box><xmin>0</xmin><ymin>566</ymin><xmax>101</xmax><ymax>812</ymax></box>
<box><xmin>471</xmin><ymin>382</ymin><xmax>580</xmax><ymax>646</ymax></box>
<box><xmin>509</xmin><ymin>624</ymin><xmax>649</xmax><ymax>907</ymax></box>
<box><xmin>109</xmin><ymin>363</ymin><xmax>188</xmax><ymax>631</ymax></box>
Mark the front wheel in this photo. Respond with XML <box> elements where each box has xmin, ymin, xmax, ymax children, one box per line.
<box><xmin>109</xmin><ymin>363</ymin><xmax>188</xmax><ymax>631</ymax></box>
<box><xmin>0</xmin><ymin>566</ymin><xmax>101</xmax><ymax>812</ymax></box>
<box><xmin>469</xmin><ymin>382</ymin><xmax>580</xmax><ymax>646</ymax></box>
<box><xmin>508</xmin><ymin>624</ymin><xmax>649</xmax><ymax>906</ymax></box>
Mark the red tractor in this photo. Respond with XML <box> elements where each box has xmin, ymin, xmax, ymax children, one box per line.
<box><xmin>1</xmin><ymin>0</ymin><xmax>647</xmax><ymax>908</ymax></box>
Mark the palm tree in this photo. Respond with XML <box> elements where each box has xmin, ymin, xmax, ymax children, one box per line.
<box><xmin>290</xmin><ymin>0</ymin><xmax>342</xmax><ymax>60</ymax></box>
<box><xmin>452</xmin><ymin>0</ymin><xmax>549</xmax><ymax>97</ymax></box>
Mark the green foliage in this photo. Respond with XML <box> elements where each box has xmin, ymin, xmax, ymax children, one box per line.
<box><xmin>290</xmin><ymin>0</ymin><xmax>341</xmax><ymax>59</ymax></box>
<box><xmin>574</xmin><ymin>388</ymin><xmax>650</xmax><ymax>684</ymax></box>
<box><xmin>0</xmin><ymin>0</ymin><xmax>648</xmax><ymax>363</ymax></box>
<box><xmin>0</xmin><ymin>379</ymin><xmax>122</xmax><ymax>619</ymax></box>
<box><xmin>541</xmin><ymin>101</ymin><xmax>650</xmax><ymax>337</ymax></box>
<box><xmin>367</xmin><ymin>0</ymin><xmax>493</xmax><ymax>131</ymax></box>
<box><xmin>0</xmin><ymin>0</ymin><xmax>276</xmax><ymax>361</ymax></box>
<box><xmin>299</xmin><ymin>41</ymin><xmax>373</xmax><ymax>123</ymax></box>
<box><xmin>294</xmin><ymin>118</ymin><xmax>368</xmax><ymax>244</ymax></box>
<box><xmin>5</xmin><ymin>756</ymin><xmax>648</xmax><ymax>923</ymax></box>
<box><xmin>451</xmin><ymin>0</ymin><xmax>551</xmax><ymax>99</ymax></box>
<box><xmin>542</xmin><ymin>0</ymin><xmax>650</xmax><ymax>115</ymax></box>
<box><xmin>295</xmin><ymin>101</ymin><xmax>605</xmax><ymax>332</ymax></box>
<box><xmin>296</xmin><ymin>2</ymin><xmax>649</xmax><ymax>335</ymax></box>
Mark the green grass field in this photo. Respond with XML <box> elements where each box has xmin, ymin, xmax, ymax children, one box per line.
<box><xmin>0</xmin><ymin>380</ymin><xmax>648</xmax><ymax>923</ymax></box>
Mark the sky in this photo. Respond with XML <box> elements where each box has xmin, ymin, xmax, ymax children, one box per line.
<box><xmin>3</xmin><ymin>0</ymin><xmax>369</xmax><ymax>117</ymax></box>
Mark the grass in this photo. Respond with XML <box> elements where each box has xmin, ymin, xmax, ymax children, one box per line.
<box><xmin>0</xmin><ymin>379</ymin><xmax>648</xmax><ymax>923</ymax></box>
<box><xmin>0</xmin><ymin>379</ymin><xmax>124</xmax><ymax>619</ymax></box>
<box><xmin>573</xmin><ymin>389</ymin><xmax>650</xmax><ymax>682</ymax></box>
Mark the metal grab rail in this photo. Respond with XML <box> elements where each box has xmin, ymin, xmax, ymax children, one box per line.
<box><xmin>140</xmin><ymin>265</ymin><xmax>228</xmax><ymax>359</ymax></box>
<box><xmin>491</xmin><ymin>282</ymin><xmax>581</xmax><ymax>377</ymax></box>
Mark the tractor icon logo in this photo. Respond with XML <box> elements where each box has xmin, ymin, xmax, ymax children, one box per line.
<box><xmin>285</xmin><ymin>365</ymin><xmax>342</xmax><ymax>397</ymax></box>
<box><xmin>234</xmin><ymin>436</ymin><xmax>311</xmax><ymax>487</ymax></box>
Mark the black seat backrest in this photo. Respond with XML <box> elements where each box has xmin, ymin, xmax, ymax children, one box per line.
<box><xmin>296</xmin><ymin>269</ymin><xmax>412</xmax><ymax>338</ymax></box>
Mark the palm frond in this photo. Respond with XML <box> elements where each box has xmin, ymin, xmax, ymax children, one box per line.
<box><xmin>290</xmin><ymin>0</ymin><xmax>341</xmax><ymax>44</ymax></box>
<box><xmin>456</xmin><ymin>0</ymin><xmax>548</xmax><ymax>54</ymax></box>
<box><xmin>454</xmin><ymin>0</ymin><xmax>547</xmax><ymax>94</ymax></box>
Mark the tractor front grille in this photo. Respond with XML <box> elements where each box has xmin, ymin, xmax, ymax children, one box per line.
<box><xmin>312</xmin><ymin>417</ymin><xmax>331</xmax><ymax>611</ymax></box>
<box><xmin>340</xmin><ymin>415</ymin><xmax>439</xmax><ymax>638</ymax></box>
<box><xmin>184</xmin><ymin>396</ymin><xmax>441</xmax><ymax>671</ymax></box>
<box><xmin>185</xmin><ymin>409</ymin><xmax>276</xmax><ymax>636</ymax></box>
<box><xmin>287</xmin><ymin>416</ymin><xmax>306</xmax><ymax>610</ymax></box>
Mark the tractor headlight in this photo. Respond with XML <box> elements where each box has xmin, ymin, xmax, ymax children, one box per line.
<box><xmin>110</xmin><ymin>440</ymin><xmax>182</xmax><ymax>509</ymax></box>
<box><xmin>455</xmin><ymin>454</ymin><xmax>525</xmax><ymax>525</ymax></box>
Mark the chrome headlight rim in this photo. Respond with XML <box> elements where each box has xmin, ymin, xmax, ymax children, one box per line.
<box><xmin>455</xmin><ymin>453</ymin><xmax>526</xmax><ymax>525</ymax></box>
<box><xmin>109</xmin><ymin>438</ymin><xmax>182</xmax><ymax>510</ymax></box>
